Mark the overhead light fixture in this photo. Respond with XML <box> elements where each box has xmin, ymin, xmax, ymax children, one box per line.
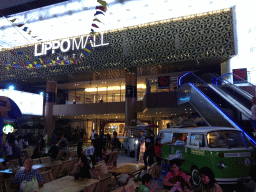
<box><xmin>85</xmin><ymin>84</ymin><xmax>146</xmax><ymax>92</ymax></box>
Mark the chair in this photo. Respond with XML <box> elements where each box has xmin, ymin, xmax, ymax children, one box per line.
<box><xmin>69</xmin><ymin>157</ymin><xmax>79</xmax><ymax>173</ymax></box>
<box><xmin>147</xmin><ymin>162</ymin><xmax>157</xmax><ymax>177</ymax></box>
<box><xmin>94</xmin><ymin>174</ymin><xmax>111</xmax><ymax>192</ymax></box>
<box><xmin>124</xmin><ymin>181</ymin><xmax>136</xmax><ymax>192</ymax></box>
<box><xmin>4</xmin><ymin>178</ymin><xmax>13</xmax><ymax>192</ymax></box>
<box><xmin>37</xmin><ymin>167</ymin><xmax>46</xmax><ymax>173</ymax></box>
<box><xmin>70</xmin><ymin>150</ymin><xmax>77</xmax><ymax>158</ymax></box>
<box><xmin>40</xmin><ymin>157</ymin><xmax>51</xmax><ymax>164</ymax></box>
<box><xmin>66</xmin><ymin>159</ymin><xmax>74</xmax><ymax>173</ymax></box>
<box><xmin>32</xmin><ymin>158</ymin><xmax>40</xmax><ymax>165</ymax></box>
<box><xmin>112</xmin><ymin>186</ymin><xmax>125</xmax><ymax>192</ymax></box>
<box><xmin>83</xmin><ymin>181</ymin><xmax>97</xmax><ymax>192</ymax></box>
<box><xmin>41</xmin><ymin>170</ymin><xmax>54</xmax><ymax>184</ymax></box>
<box><xmin>57</xmin><ymin>160</ymin><xmax>71</xmax><ymax>178</ymax></box>
<box><xmin>56</xmin><ymin>150</ymin><xmax>65</xmax><ymax>160</ymax></box>
<box><xmin>0</xmin><ymin>183</ymin><xmax>3</xmax><ymax>192</ymax></box>
<box><xmin>96</xmin><ymin>161</ymin><xmax>108</xmax><ymax>175</ymax></box>
<box><xmin>51</xmin><ymin>163</ymin><xmax>62</xmax><ymax>180</ymax></box>
<box><xmin>106</xmin><ymin>151</ymin><xmax>118</xmax><ymax>169</ymax></box>
<box><xmin>89</xmin><ymin>167</ymin><xmax>103</xmax><ymax>180</ymax></box>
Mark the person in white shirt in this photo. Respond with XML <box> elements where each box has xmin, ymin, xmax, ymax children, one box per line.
<box><xmin>91</xmin><ymin>130</ymin><xmax>95</xmax><ymax>144</ymax></box>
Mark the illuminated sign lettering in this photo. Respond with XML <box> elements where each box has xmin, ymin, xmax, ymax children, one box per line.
<box><xmin>34</xmin><ymin>32</ymin><xmax>109</xmax><ymax>57</ymax></box>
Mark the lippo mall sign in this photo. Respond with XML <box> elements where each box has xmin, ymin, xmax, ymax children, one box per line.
<box><xmin>34</xmin><ymin>33</ymin><xmax>109</xmax><ymax>57</ymax></box>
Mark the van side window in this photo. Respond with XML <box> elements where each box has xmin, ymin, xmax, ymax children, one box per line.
<box><xmin>160</xmin><ymin>133</ymin><xmax>173</xmax><ymax>144</ymax></box>
<box><xmin>190</xmin><ymin>134</ymin><xmax>205</xmax><ymax>147</ymax></box>
<box><xmin>173</xmin><ymin>133</ymin><xmax>188</xmax><ymax>144</ymax></box>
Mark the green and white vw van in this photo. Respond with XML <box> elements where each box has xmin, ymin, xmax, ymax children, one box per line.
<box><xmin>159</xmin><ymin>127</ymin><xmax>256</xmax><ymax>186</ymax></box>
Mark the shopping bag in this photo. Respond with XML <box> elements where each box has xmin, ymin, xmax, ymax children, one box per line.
<box><xmin>21</xmin><ymin>177</ymin><xmax>39</xmax><ymax>192</ymax></box>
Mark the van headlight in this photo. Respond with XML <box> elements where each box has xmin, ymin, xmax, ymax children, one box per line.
<box><xmin>218</xmin><ymin>162</ymin><xmax>225</xmax><ymax>169</ymax></box>
<box><xmin>135</xmin><ymin>140</ymin><xmax>139</xmax><ymax>144</ymax></box>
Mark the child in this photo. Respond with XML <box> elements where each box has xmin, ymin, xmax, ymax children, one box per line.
<box><xmin>138</xmin><ymin>173</ymin><xmax>158</xmax><ymax>192</ymax></box>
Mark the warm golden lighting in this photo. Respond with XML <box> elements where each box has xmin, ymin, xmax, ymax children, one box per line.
<box><xmin>85</xmin><ymin>84</ymin><xmax>146</xmax><ymax>92</ymax></box>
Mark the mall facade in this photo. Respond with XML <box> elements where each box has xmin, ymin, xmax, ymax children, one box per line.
<box><xmin>0</xmin><ymin>6</ymin><xmax>245</xmax><ymax>138</ymax></box>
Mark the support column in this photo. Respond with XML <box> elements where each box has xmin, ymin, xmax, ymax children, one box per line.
<box><xmin>44</xmin><ymin>81</ymin><xmax>57</xmax><ymax>142</ymax></box>
<box><xmin>125</xmin><ymin>68</ymin><xmax>137</xmax><ymax>127</ymax></box>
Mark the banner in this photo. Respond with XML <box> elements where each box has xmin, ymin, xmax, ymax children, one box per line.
<box><xmin>233</xmin><ymin>68</ymin><xmax>247</xmax><ymax>84</ymax></box>
<box><xmin>158</xmin><ymin>76</ymin><xmax>170</xmax><ymax>89</ymax></box>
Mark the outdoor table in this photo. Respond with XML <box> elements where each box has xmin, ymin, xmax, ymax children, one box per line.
<box><xmin>109</xmin><ymin>164</ymin><xmax>146</xmax><ymax>186</ymax></box>
<box><xmin>38</xmin><ymin>176</ymin><xmax>99</xmax><ymax>192</ymax></box>
<box><xmin>0</xmin><ymin>161</ymin><xmax>62</xmax><ymax>175</ymax></box>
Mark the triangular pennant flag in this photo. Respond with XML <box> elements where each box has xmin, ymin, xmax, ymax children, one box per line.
<box><xmin>97</xmin><ymin>0</ymin><xmax>108</xmax><ymax>10</ymax></box>
<box><xmin>83</xmin><ymin>52</ymin><xmax>89</xmax><ymax>56</ymax></box>
<box><xmin>10</xmin><ymin>50</ymin><xmax>15</xmax><ymax>55</ymax></box>
<box><xmin>92</xmin><ymin>24</ymin><xmax>99</xmax><ymax>28</ymax></box>
<box><xmin>10</xmin><ymin>18</ymin><xmax>17</xmax><ymax>23</ymax></box>
<box><xmin>93</xmin><ymin>18</ymin><xmax>101</xmax><ymax>23</ymax></box>
<box><xmin>17</xmin><ymin>51</ymin><xmax>23</xmax><ymax>55</ymax></box>
<box><xmin>23</xmin><ymin>27</ymin><xmax>28</xmax><ymax>32</ymax></box>
<box><xmin>17</xmin><ymin>24</ymin><xmax>24</xmax><ymax>27</ymax></box>
<box><xmin>36</xmin><ymin>64</ymin><xmax>41</xmax><ymax>68</ymax></box>
<box><xmin>5</xmin><ymin>67</ymin><xmax>9</xmax><ymax>70</ymax></box>
<box><xmin>91</xmin><ymin>29</ymin><xmax>95</xmax><ymax>33</ymax></box>
<box><xmin>32</xmin><ymin>36</ymin><xmax>38</xmax><ymax>38</ymax></box>
<box><xmin>14</xmin><ymin>64</ymin><xmax>19</xmax><ymax>68</ymax></box>
<box><xmin>94</xmin><ymin>11</ymin><xmax>104</xmax><ymax>16</ymax></box>
<box><xmin>28</xmin><ymin>30</ymin><xmax>32</xmax><ymax>35</ymax></box>
<box><xmin>39</xmin><ymin>58</ymin><xmax>43</xmax><ymax>64</ymax></box>
<box><xmin>96</xmin><ymin>6</ymin><xmax>106</xmax><ymax>12</ymax></box>
<box><xmin>86</xmin><ymin>45</ymin><xmax>92</xmax><ymax>51</ymax></box>
<box><xmin>29</xmin><ymin>64</ymin><xmax>33</xmax><ymax>68</ymax></box>
<box><xmin>84</xmin><ymin>48</ymin><xmax>91</xmax><ymax>53</ymax></box>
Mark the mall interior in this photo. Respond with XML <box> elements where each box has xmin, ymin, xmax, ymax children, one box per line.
<box><xmin>0</xmin><ymin>0</ymin><xmax>256</xmax><ymax>141</ymax></box>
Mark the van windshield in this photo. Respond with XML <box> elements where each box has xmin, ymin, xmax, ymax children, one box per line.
<box><xmin>207</xmin><ymin>131</ymin><xmax>250</xmax><ymax>148</ymax></box>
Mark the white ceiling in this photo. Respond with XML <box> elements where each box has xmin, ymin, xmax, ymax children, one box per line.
<box><xmin>0</xmin><ymin>0</ymin><xmax>238</xmax><ymax>49</ymax></box>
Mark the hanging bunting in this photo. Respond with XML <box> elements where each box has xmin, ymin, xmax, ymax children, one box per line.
<box><xmin>96</xmin><ymin>6</ymin><xmax>106</xmax><ymax>12</ymax></box>
<box><xmin>93</xmin><ymin>18</ymin><xmax>101</xmax><ymax>23</ymax></box>
<box><xmin>94</xmin><ymin>11</ymin><xmax>104</xmax><ymax>16</ymax></box>
<box><xmin>97</xmin><ymin>0</ymin><xmax>108</xmax><ymax>10</ymax></box>
<box><xmin>23</xmin><ymin>27</ymin><xmax>28</xmax><ymax>32</ymax></box>
<box><xmin>10</xmin><ymin>18</ymin><xmax>17</xmax><ymax>23</ymax></box>
<box><xmin>92</xmin><ymin>24</ymin><xmax>99</xmax><ymax>28</ymax></box>
<box><xmin>9</xmin><ymin>50</ymin><xmax>15</xmax><ymax>55</ymax></box>
<box><xmin>17</xmin><ymin>24</ymin><xmax>24</xmax><ymax>27</ymax></box>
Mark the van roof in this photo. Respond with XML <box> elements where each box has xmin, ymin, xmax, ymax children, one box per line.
<box><xmin>159</xmin><ymin>126</ymin><xmax>239</xmax><ymax>133</ymax></box>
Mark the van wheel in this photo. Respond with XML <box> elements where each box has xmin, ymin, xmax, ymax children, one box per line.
<box><xmin>191</xmin><ymin>168</ymin><xmax>201</xmax><ymax>186</ymax></box>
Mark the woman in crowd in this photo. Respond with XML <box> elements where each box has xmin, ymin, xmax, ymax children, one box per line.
<box><xmin>190</xmin><ymin>167</ymin><xmax>223</xmax><ymax>192</ymax></box>
<box><xmin>77</xmin><ymin>141</ymin><xmax>83</xmax><ymax>158</ymax></box>
<box><xmin>74</xmin><ymin>156</ymin><xmax>91</xmax><ymax>180</ymax></box>
<box><xmin>164</xmin><ymin>159</ymin><xmax>191</xmax><ymax>191</ymax></box>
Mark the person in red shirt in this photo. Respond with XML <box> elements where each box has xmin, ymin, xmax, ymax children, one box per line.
<box><xmin>164</xmin><ymin>159</ymin><xmax>191</xmax><ymax>191</ymax></box>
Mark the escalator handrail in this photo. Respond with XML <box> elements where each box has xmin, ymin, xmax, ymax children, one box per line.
<box><xmin>178</xmin><ymin>72</ymin><xmax>208</xmax><ymax>87</ymax></box>
<box><xmin>216</xmin><ymin>72</ymin><xmax>256</xmax><ymax>88</ymax></box>
<box><xmin>202</xmin><ymin>73</ymin><xmax>253</xmax><ymax>100</ymax></box>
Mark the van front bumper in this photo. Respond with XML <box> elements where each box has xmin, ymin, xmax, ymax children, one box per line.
<box><xmin>216</xmin><ymin>177</ymin><xmax>251</xmax><ymax>184</ymax></box>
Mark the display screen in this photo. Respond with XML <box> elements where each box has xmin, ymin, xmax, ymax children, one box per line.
<box><xmin>0</xmin><ymin>89</ymin><xmax>43</xmax><ymax>116</ymax></box>
<box><xmin>0</xmin><ymin>0</ymin><xmax>36</xmax><ymax>10</ymax></box>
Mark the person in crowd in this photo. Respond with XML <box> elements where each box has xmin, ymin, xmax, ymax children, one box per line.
<box><xmin>77</xmin><ymin>141</ymin><xmax>83</xmax><ymax>158</ymax></box>
<box><xmin>12</xmin><ymin>158</ymin><xmax>44</xmax><ymax>190</ymax></box>
<box><xmin>73</xmin><ymin>156</ymin><xmax>91</xmax><ymax>180</ymax></box>
<box><xmin>93</xmin><ymin>133</ymin><xmax>106</xmax><ymax>163</ymax></box>
<box><xmin>17</xmin><ymin>135</ymin><xmax>24</xmax><ymax>150</ymax></box>
<box><xmin>138</xmin><ymin>173</ymin><xmax>158</xmax><ymax>192</ymax></box>
<box><xmin>85</xmin><ymin>145</ymin><xmax>95</xmax><ymax>168</ymax></box>
<box><xmin>110</xmin><ymin>131</ymin><xmax>121</xmax><ymax>167</ymax></box>
<box><xmin>91</xmin><ymin>129</ymin><xmax>95</xmax><ymax>144</ymax></box>
<box><xmin>154</xmin><ymin>137</ymin><xmax>174</xmax><ymax>180</ymax></box>
<box><xmin>4</xmin><ymin>135</ymin><xmax>23</xmax><ymax>166</ymax></box>
<box><xmin>251</xmin><ymin>96</ymin><xmax>256</xmax><ymax>135</ymax></box>
<box><xmin>189</xmin><ymin>167</ymin><xmax>223</xmax><ymax>192</ymax></box>
<box><xmin>31</xmin><ymin>144</ymin><xmax>41</xmax><ymax>159</ymax></box>
<box><xmin>52</xmin><ymin>130</ymin><xmax>57</xmax><ymax>145</ymax></box>
<box><xmin>143</xmin><ymin>130</ymin><xmax>155</xmax><ymax>168</ymax></box>
<box><xmin>48</xmin><ymin>143</ymin><xmax>59</xmax><ymax>161</ymax></box>
<box><xmin>106</xmin><ymin>133</ymin><xmax>111</xmax><ymax>148</ymax></box>
<box><xmin>59</xmin><ymin>134</ymin><xmax>68</xmax><ymax>157</ymax></box>
<box><xmin>164</xmin><ymin>159</ymin><xmax>190</xmax><ymax>191</ymax></box>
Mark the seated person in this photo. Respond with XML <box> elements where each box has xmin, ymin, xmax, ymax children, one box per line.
<box><xmin>48</xmin><ymin>143</ymin><xmax>59</xmax><ymax>161</ymax></box>
<box><xmin>190</xmin><ymin>167</ymin><xmax>223</xmax><ymax>192</ymax></box>
<box><xmin>138</xmin><ymin>173</ymin><xmax>158</xmax><ymax>192</ymax></box>
<box><xmin>73</xmin><ymin>156</ymin><xmax>91</xmax><ymax>180</ymax></box>
<box><xmin>164</xmin><ymin>159</ymin><xmax>190</xmax><ymax>191</ymax></box>
<box><xmin>4</xmin><ymin>136</ymin><xmax>23</xmax><ymax>167</ymax></box>
<box><xmin>12</xmin><ymin>158</ymin><xmax>44</xmax><ymax>191</ymax></box>
<box><xmin>31</xmin><ymin>144</ymin><xmax>41</xmax><ymax>159</ymax></box>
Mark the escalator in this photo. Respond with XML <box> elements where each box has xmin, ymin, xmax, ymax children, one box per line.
<box><xmin>177</xmin><ymin>72</ymin><xmax>256</xmax><ymax>144</ymax></box>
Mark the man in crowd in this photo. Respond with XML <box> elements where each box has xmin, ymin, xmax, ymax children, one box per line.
<box><xmin>59</xmin><ymin>134</ymin><xmax>68</xmax><ymax>157</ymax></box>
<box><xmin>110</xmin><ymin>131</ymin><xmax>121</xmax><ymax>167</ymax></box>
<box><xmin>143</xmin><ymin>130</ymin><xmax>155</xmax><ymax>168</ymax></box>
<box><xmin>12</xmin><ymin>158</ymin><xmax>44</xmax><ymax>190</ymax></box>
<box><xmin>91</xmin><ymin>129</ymin><xmax>95</xmax><ymax>144</ymax></box>
<box><xmin>93</xmin><ymin>133</ymin><xmax>106</xmax><ymax>163</ymax></box>
<box><xmin>48</xmin><ymin>143</ymin><xmax>59</xmax><ymax>161</ymax></box>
